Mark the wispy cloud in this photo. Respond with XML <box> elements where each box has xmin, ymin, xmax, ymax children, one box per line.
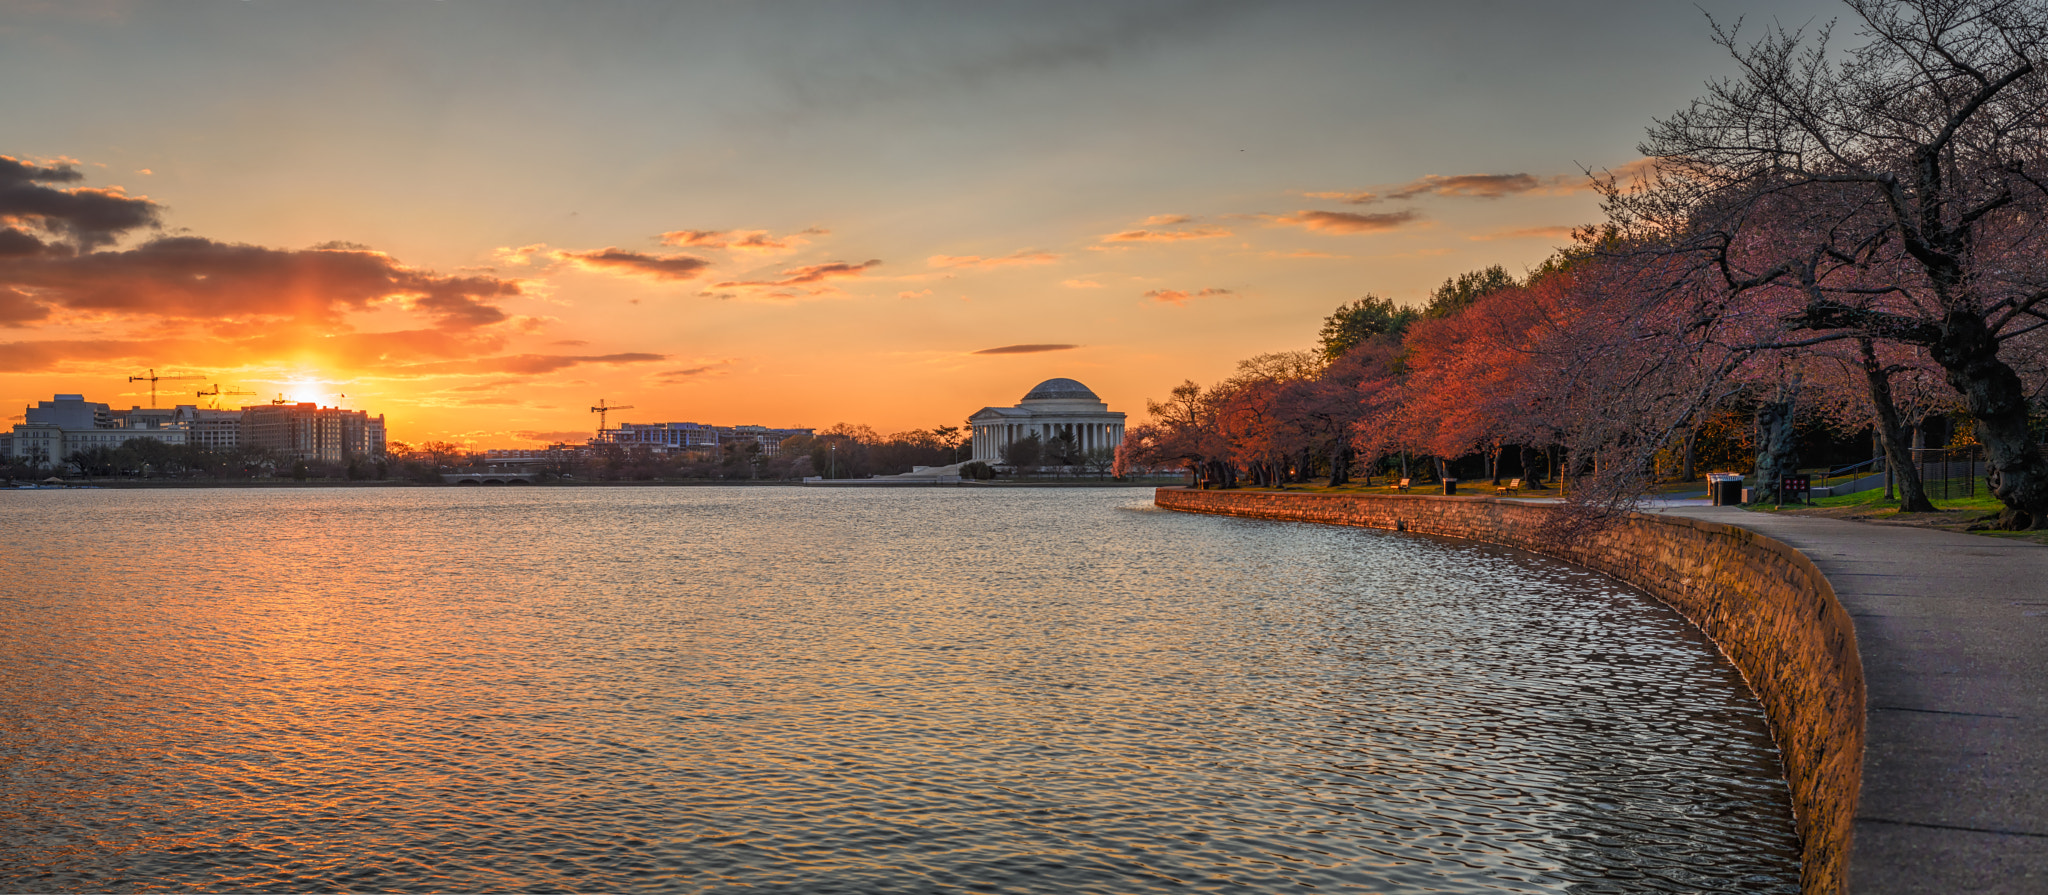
<box><xmin>1388</xmin><ymin>173</ymin><xmax>1558</xmax><ymax>199</ymax></box>
<box><xmin>1275</xmin><ymin>209</ymin><xmax>1418</xmax><ymax>234</ymax></box>
<box><xmin>1095</xmin><ymin>213</ymin><xmax>1229</xmax><ymax>248</ymax></box>
<box><xmin>392</xmin><ymin>352</ymin><xmax>667</xmax><ymax>376</ymax></box>
<box><xmin>554</xmin><ymin>247</ymin><xmax>712</xmax><ymax>281</ymax></box>
<box><xmin>658</xmin><ymin>227</ymin><xmax>824</xmax><ymax>254</ymax></box>
<box><xmin>1302</xmin><ymin>190</ymin><xmax>1378</xmax><ymax>205</ymax></box>
<box><xmin>1469</xmin><ymin>225</ymin><xmax>1578</xmax><ymax>242</ymax></box>
<box><xmin>1145</xmin><ymin>287</ymin><xmax>1234</xmax><ymax>306</ymax></box>
<box><xmin>1309</xmin><ymin>171</ymin><xmax>1592</xmax><ymax>205</ymax></box>
<box><xmin>972</xmin><ymin>343</ymin><xmax>1079</xmax><ymax>355</ymax></box>
<box><xmin>492</xmin><ymin>243</ymin><xmax>552</xmax><ymax>266</ymax></box>
<box><xmin>1060</xmin><ymin>278</ymin><xmax>1103</xmax><ymax>289</ymax></box>
<box><xmin>653</xmin><ymin>363</ymin><xmax>727</xmax><ymax>384</ymax></box>
<box><xmin>1100</xmin><ymin>226</ymin><xmax>1230</xmax><ymax>245</ymax></box>
<box><xmin>927</xmin><ymin>249</ymin><xmax>1061</xmax><ymax>269</ymax></box>
<box><xmin>712</xmin><ymin>259</ymin><xmax>882</xmax><ymax>298</ymax></box>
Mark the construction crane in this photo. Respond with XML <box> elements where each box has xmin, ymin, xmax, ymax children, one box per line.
<box><xmin>127</xmin><ymin>368</ymin><xmax>204</xmax><ymax>409</ymax></box>
<box><xmin>195</xmin><ymin>384</ymin><xmax>256</xmax><ymax>410</ymax></box>
<box><xmin>591</xmin><ymin>399</ymin><xmax>635</xmax><ymax>438</ymax></box>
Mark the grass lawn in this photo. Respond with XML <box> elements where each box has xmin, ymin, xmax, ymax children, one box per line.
<box><xmin>1272</xmin><ymin>479</ymin><xmax>1564</xmax><ymax>498</ymax></box>
<box><xmin>1747</xmin><ymin>482</ymin><xmax>2048</xmax><ymax>545</ymax></box>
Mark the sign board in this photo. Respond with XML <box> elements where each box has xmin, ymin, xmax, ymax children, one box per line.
<box><xmin>1781</xmin><ymin>474</ymin><xmax>1811</xmax><ymax>494</ymax></box>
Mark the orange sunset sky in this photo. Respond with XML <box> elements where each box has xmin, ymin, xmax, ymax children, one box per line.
<box><xmin>1</xmin><ymin>0</ymin><xmax>1839</xmax><ymax>446</ymax></box>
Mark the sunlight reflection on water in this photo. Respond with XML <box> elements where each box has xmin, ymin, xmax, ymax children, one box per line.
<box><xmin>0</xmin><ymin>486</ymin><xmax>1798</xmax><ymax>892</ymax></box>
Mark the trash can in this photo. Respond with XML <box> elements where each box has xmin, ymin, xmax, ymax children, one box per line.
<box><xmin>1707</xmin><ymin>473</ymin><xmax>1743</xmax><ymax>506</ymax></box>
<box><xmin>1441</xmin><ymin>478</ymin><xmax>1458</xmax><ymax>496</ymax></box>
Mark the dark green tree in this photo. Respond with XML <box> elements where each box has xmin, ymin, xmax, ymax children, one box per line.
<box><xmin>1423</xmin><ymin>265</ymin><xmax>1517</xmax><ymax>319</ymax></box>
<box><xmin>1318</xmin><ymin>294</ymin><xmax>1417</xmax><ymax>360</ymax></box>
<box><xmin>1001</xmin><ymin>433</ymin><xmax>1042</xmax><ymax>473</ymax></box>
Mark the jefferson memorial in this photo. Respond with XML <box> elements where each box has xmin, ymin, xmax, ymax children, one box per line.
<box><xmin>969</xmin><ymin>378</ymin><xmax>1126</xmax><ymax>465</ymax></box>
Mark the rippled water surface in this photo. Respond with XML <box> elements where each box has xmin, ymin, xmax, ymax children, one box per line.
<box><xmin>0</xmin><ymin>486</ymin><xmax>1799</xmax><ymax>892</ymax></box>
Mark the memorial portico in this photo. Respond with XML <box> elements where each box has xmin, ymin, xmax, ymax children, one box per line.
<box><xmin>968</xmin><ymin>378</ymin><xmax>1126</xmax><ymax>465</ymax></box>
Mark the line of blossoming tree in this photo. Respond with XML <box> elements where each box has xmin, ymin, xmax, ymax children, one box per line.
<box><xmin>1117</xmin><ymin>0</ymin><xmax>2048</xmax><ymax>530</ymax></box>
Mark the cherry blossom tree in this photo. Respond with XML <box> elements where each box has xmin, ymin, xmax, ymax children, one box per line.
<box><xmin>1608</xmin><ymin>0</ymin><xmax>2048</xmax><ymax>527</ymax></box>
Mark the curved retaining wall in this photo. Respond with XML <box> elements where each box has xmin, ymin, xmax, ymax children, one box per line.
<box><xmin>1156</xmin><ymin>487</ymin><xmax>1864</xmax><ymax>894</ymax></box>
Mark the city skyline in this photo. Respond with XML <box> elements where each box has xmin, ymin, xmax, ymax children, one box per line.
<box><xmin>0</xmin><ymin>0</ymin><xmax>1839</xmax><ymax>445</ymax></box>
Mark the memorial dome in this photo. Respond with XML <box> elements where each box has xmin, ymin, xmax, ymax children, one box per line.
<box><xmin>1020</xmin><ymin>378</ymin><xmax>1099</xmax><ymax>402</ymax></box>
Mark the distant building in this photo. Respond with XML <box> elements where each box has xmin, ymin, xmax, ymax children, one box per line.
<box><xmin>968</xmin><ymin>378</ymin><xmax>1126</xmax><ymax>465</ymax></box>
<box><xmin>597</xmin><ymin>421</ymin><xmax>813</xmax><ymax>454</ymax></box>
<box><xmin>173</xmin><ymin>405</ymin><xmax>244</xmax><ymax>453</ymax></box>
<box><xmin>7</xmin><ymin>394</ymin><xmax>188</xmax><ymax>467</ymax></box>
<box><xmin>237</xmin><ymin>402</ymin><xmax>386</xmax><ymax>462</ymax></box>
<box><xmin>26</xmin><ymin>394</ymin><xmax>112</xmax><ymax>429</ymax></box>
<box><xmin>486</xmin><ymin>445</ymin><xmax>581</xmax><ymax>464</ymax></box>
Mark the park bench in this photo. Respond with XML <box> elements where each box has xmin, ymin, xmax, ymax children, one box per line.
<box><xmin>1496</xmin><ymin>478</ymin><xmax>1521</xmax><ymax>495</ymax></box>
<box><xmin>1394</xmin><ymin>478</ymin><xmax>1412</xmax><ymax>491</ymax></box>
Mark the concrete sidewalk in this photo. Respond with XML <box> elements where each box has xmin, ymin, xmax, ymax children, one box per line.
<box><xmin>1663</xmin><ymin>507</ymin><xmax>2048</xmax><ymax>892</ymax></box>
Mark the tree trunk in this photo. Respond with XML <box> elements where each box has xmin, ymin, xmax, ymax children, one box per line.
<box><xmin>1858</xmin><ymin>338</ymin><xmax>1936</xmax><ymax>513</ymax></box>
<box><xmin>1327</xmin><ymin>442</ymin><xmax>1350</xmax><ymax>487</ymax></box>
<box><xmin>1927</xmin><ymin>312</ymin><xmax>2048</xmax><ymax>529</ymax></box>
<box><xmin>1519</xmin><ymin>444</ymin><xmax>1545</xmax><ymax>488</ymax></box>
<box><xmin>1680</xmin><ymin>430</ymin><xmax>1697</xmax><ymax>482</ymax></box>
<box><xmin>1491</xmin><ymin>442</ymin><xmax>1506</xmax><ymax>486</ymax></box>
<box><xmin>1750</xmin><ymin>375</ymin><xmax>1802</xmax><ymax>505</ymax></box>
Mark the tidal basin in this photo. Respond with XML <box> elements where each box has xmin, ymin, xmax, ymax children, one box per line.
<box><xmin>0</xmin><ymin>487</ymin><xmax>1798</xmax><ymax>892</ymax></box>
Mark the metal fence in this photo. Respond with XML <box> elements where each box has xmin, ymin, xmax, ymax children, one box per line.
<box><xmin>1907</xmin><ymin>446</ymin><xmax>1985</xmax><ymax>501</ymax></box>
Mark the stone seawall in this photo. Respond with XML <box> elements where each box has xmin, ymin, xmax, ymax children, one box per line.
<box><xmin>1156</xmin><ymin>487</ymin><xmax>1865</xmax><ymax>894</ymax></box>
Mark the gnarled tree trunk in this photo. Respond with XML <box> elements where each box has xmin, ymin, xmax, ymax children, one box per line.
<box><xmin>1520</xmin><ymin>444</ymin><xmax>1546</xmax><ymax>488</ymax></box>
<box><xmin>1858</xmin><ymin>337</ymin><xmax>1936</xmax><ymax>513</ymax></box>
<box><xmin>1929</xmin><ymin>313</ymin><xmax>2048</xmax><ymax>529</ymax></box>
<box><xmin>1750</xmin><ymin>376</ymin><xmax>1802</xmax><ymax>505</ymax></box>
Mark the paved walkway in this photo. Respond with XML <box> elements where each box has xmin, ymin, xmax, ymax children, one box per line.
<box><xmin>1662</xmin><ymin>507</ymin><xmax>2048</xmax><ymax>892</ymax></box>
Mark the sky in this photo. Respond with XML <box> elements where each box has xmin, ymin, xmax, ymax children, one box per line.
<box><xmin>0</xmin><ymin>0</ymin><xmax>1845</xmax><ymax>446</ymax></box>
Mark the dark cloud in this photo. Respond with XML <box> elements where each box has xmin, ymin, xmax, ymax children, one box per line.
<box><xmin>0</xmin><ymin>237</ymin><xmax>518</xmax><ymax>330</ymax></box>
<box><xmin>972</xmin><ymin>343</ymin><xmax>1079</xmax><ymax>355</ymax></box>
<box><xmin>1278</xmin><ymin>209</ymin><xmax>1418</xmax><ymax>234</ymax></box>
<box><xmin>0</xmin><ymin>337</ymin><xmax>169</xmax><ymax>372</ymax></box>
<box><xmin>0</xmin><ymin>286</ymin><xmax>48</xmax><ymax>326</ymax></box>
<box><xmin>0</xmin><ymin>157</ymin><xmax>81</xmax><ymax>185</ymax></box>
<box><xmin>0</xmin><ymin>227</ymin><xmax>55</xmax><ymax>258</ymax></box>
<box><xmin>556</xmin><ymin>247</ymin><xmax>712</xmax><ymax>281</ymax></box>
<box><xmin>0</xmin><ymin>155</ymin><xmax>160</xmax><ymax>249</ymax></box>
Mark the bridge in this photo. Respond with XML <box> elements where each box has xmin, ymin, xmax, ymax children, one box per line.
<box><xmin>441</xmin><ymin>472</ymin><xmax>538</xmax><ymax>485</ymax></box>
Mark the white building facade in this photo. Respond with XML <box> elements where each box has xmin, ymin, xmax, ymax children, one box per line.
<box><xmin>968</xmin><ymin>378</ymin><xmax>1126</xmax><ymax>465</ymax></box>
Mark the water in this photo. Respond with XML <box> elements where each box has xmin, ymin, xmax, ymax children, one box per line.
<box><xmin>0</xmin><ymin>487</ymin><xmax>1800</xmax><ymax>892</ymax></box>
